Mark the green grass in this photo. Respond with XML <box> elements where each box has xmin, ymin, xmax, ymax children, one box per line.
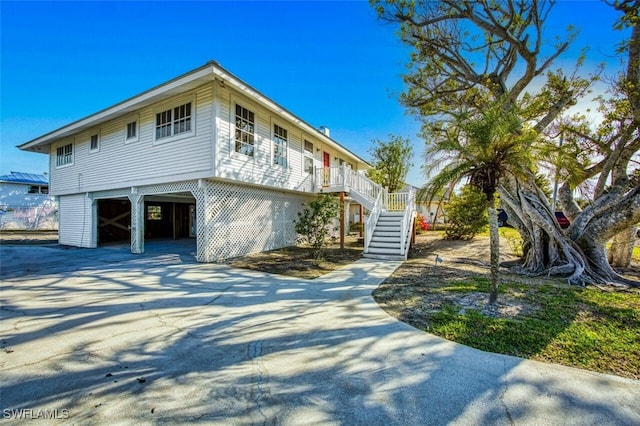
<box><xmin>423</xmin><ymin>278</ymin><xmax>640</xmax><ymax>380</ymax></box>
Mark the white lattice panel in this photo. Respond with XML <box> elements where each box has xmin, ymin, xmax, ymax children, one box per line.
<box><xmin>200</xmin><ymin>180</ymin><xmax>311</xmax><ymax>262</ymax></box>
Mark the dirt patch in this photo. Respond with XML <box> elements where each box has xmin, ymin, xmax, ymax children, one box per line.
<box><xmin>0</xmin><ymin>231</ymin><xmax>58</xmax><ymax>244</ymax></box>
<box><xmin>227</xmin><ymin>235</ymin><xmax>363</xmax><ymax>279</ymax></box>
<box><xmin>374</xmin><ymin>232</ymin><xmax>640</xmax><ymax>322</ymax></box>
<box><xmin>374</xmin><ymin>233</ymin><xmax>544</xmax><ymax>321</ymax></box>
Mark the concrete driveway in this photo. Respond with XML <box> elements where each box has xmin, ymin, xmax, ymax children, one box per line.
<box><xmin>1</xmin><ymin>242</ymin><xmax>639</xmax><ymax>425</ymax></box>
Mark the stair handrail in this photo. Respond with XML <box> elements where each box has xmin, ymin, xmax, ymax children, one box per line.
<box><xmin>346</xmin><ymin>166</ymin><xmax>380</xmax><ymax>206</ymax></box>
<box><xmin>399</xmin><ymin>187</ymin><xmax>416</xmax><ymax>256</ymax></box>
<box><xmin>364</xmin><ymin>184</ymin><xmax>383</xmax><ymax>252</ymax></box>
<box><xmin>314</xmin><ymin>164</ymin><xmax>387</xmax><ymax>254</ymax></box>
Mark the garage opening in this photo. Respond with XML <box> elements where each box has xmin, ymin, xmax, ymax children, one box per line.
<box><xmin>97</xmin><ymin>193</ymin><xmax>197</xmax><ymax>255</ymax></box>
<box><xmin>144</xmin><ymin>201</ymin><xmax>195</xmax><ymax>240</ymax></box>
<box><xmin>98</xmin><ymin>198</ymin><xmax>131</xmax><ymax>244</ymax></box>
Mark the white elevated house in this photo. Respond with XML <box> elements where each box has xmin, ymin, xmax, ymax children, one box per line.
<box><xmin>19</xmin><ymin>61</ymin><xmax>415</xmax><ymax>261</ymax></box>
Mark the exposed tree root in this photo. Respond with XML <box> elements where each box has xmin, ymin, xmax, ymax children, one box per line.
<box><xmin>498</xmin><ymin>183</ymin><xmax>640</xmax><ymax>289</ymax></box>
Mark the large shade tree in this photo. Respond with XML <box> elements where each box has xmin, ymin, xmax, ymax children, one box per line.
<box><xmin>371</xmin><ymin>0</ymin><xmax>640</xmax><ymax>287</ymax></box>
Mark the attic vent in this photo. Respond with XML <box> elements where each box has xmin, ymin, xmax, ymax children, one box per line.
<box><xmin>319</xmin><ymin>126</ymin><xmax>330</xmax><ymax>137</ymax></box>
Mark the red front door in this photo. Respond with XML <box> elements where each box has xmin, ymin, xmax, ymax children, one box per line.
<box><xmin>323</xmin><ymin>152</ymin><xmax>331</xmax><ymax>185</ymax></box>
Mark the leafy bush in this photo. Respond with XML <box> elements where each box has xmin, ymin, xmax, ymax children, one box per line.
<box><xmin>294</xmin><ymin>194</ymin><xmax>340</xmax><ymax>259</ymax></box>
<box><xmin>444</xmin><ymin>185</ymin><xmax>487</xmax><ymax>240</ymax></box>
<box><xmin>415</xmin><ymin>213</ymin><xmax>429</xmax><ymax>233</ymax></box>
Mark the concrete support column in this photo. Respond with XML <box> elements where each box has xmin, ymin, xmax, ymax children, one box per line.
<box><xmin>89</xmin><ymin>196</ymin><xmax>98</xmax><ymax>248</ymax></box>
<box><xmin>128</xmin><ymin>193</ymin><xmax>145</xmax><ymax>254</ymax></box>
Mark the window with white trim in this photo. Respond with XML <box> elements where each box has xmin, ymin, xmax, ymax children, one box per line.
<box><xmin>126</xmin><ymin>120</ymin><xmax>137</xmax><ymax>141</ymax></box>
<box><xmin>155</xmin><ymin>101</ymin><xmax>192</xmax><ymax>140</ymax></box>
<box><xmin>90</xmin><ymin>134</ymin><xmax>99</xmax><ymax>152</ymax></box>
<box><xmin>56</xmin><ymin>143</ymin><xmax>73</xmax><ymax>167</ymax></box>
<box><xmin>304</xmin><ymin>140</ymin><xmax>314</xmax><ymax>174</ymax></box>
<box><xmin>273</xmin><ymin>124</ymin><xmax>288</xmax><ymax>167</ymax></box>
<box><xmin>235</xmin><ymin>104</ymin><xmax>255</xmax><ymax>156</ymax></box>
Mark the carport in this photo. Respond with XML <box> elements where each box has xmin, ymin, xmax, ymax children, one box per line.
<box><xmin>96</xmin><ymin>192</ymin><xmax>196</xmax><ymax>252</ymax></box>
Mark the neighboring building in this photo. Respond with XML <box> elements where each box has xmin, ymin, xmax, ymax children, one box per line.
<box><xmin>19</xmin><ymin>61</ymin><xmax>415</xmax><ymax>261</ymax></box>
<box><xmin>399</xmin><ymin>184</ymin><xmax>446</xmax><ymax>225</ymax></box>
<box><xmin>0</xmin><ymin>172</ymin><xmax>58</xmax><ymax>230</ymax></box>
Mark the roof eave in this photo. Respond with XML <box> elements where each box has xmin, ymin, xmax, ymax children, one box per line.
<box><xmin>18</xmin><ymin>62</ymin><xmax>219</xmax><ymax>152</ymax></box>
<box><xmin>18</xmin><ymin>60</ymin><xmax>370</xmax><ymax>168</ymax></box>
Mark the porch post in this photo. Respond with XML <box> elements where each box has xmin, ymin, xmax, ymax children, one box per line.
<box><xmin>339</xmin><ymin>192</ymin><xmax>345</xmax><ymax>250</ymax></box>
<box><xmin>89</xmin><ymin>195</ymin><xmax>98</xmax><ymax>248</ymax></box>
<box><xmin>196</xmin><ymin>179</ymin><xmax>213</xmax><ymax>263</ymax></box>
<box><xmin>129</xmin><ymin>193</ymin><xmax>145</xmax><ymax>254</ymax></box>
<box><xmin>359</xmin><ymin>204</ymin><xmax>364</xmax><ymax>238</ymax></box>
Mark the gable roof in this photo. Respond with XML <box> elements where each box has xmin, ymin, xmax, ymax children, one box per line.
<box><xmin>18</xmin><ymin>60</ymin><xmax>369</xmax><ymax>168</ymax></box>
<box><xmin>0</xmin><ymin>172</ymin><xmax>49</xmax><ymax>185</ymax></box>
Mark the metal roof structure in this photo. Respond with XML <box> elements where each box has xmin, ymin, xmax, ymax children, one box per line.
<box><xmin>0</xmin><ymin>172</ymin><xmax>49</xmax><ymax>185</ymax></box>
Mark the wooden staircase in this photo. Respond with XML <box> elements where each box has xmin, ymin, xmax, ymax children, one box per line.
<box><xmin>315</xmin><ymin>165</ymin><xmax>416</xmax><ymax>260</ymax></box>
<box><xmin>363</xmin><ymin>211</ymin><xmax>414</xmax><ymax>260</ymax></box>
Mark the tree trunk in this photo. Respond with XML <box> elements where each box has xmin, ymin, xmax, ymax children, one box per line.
<box><xmin>499</xmin><ymin>181</ymin><xmax>640</xmax><ymax>288</ymax></box>
<box><xmin>487</xmin><ymin>195</ymin><xmax>500</xmax><ymax>304</ymax></box>
<box><xmin>608</xmin><ymin>226</ymin><xmax>638</xmax><ymax>267</ymax></box>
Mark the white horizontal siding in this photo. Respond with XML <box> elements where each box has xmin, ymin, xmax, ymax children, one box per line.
<box><xmin>50</xmin><ymin>83</ymin><xmax>215</xmax><ymax>196</ymax></box>
<box><xmin>58</xmin><ymin>194</ymin><xmax>93</xmax><ymax>247</ymax></box>
<box><xmin>215</xmin><ymin>88</ymin><xmax>351</xmax><ymax>193</ymax></box>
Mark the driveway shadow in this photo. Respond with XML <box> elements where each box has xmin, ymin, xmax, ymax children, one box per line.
<box><xmin>1</xmin><ymin>245</ymin><xmax>639</xmax><ymax>424</ymax></box>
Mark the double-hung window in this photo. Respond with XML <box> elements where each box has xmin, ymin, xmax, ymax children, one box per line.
<box><xmin>56</xmin><ymin>143</ymin><xmax>73</xmax><ymax>167</ymax></box>
<box><xmin>90</xmin><ymin>134</ymin><xmax>99</xmax><ymax>152</ymax></box>
<box><xmin>273</xmin><ymin>124</ymin><xmax>288</xmax><ymax>167</ymax></box>
<box><xmin>126</xmin><ymin>120</ymin><xmax>138</xmax><ymax>142</ymax></box>
<box><xmin>235</xmin><ymin>104</ymin><xmax>255</xmax><ymax>156</ymax></box>
<box><xmin>304</xmin><ymin>140</ymin><xmax>314</xmax><ymax>174</ymax></box>
<box><xmin>155</xmin><ymin>101</ymin><xmax>192</xmax><ymax>140</ymax></box>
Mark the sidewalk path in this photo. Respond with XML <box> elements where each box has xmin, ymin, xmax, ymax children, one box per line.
<box><xmin>1</xmin><ymin>245</ymin><xmax>639</xmax><ymax>424</ymax></box>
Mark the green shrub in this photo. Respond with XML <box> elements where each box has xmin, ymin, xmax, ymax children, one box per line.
<box><xmin>444</xmin><ymin>185</ymin><xmax>487</xmax><ymax>240</ymax></box>
<box><xmin>294</xmin><ymin>194</ymin><xmax>340</xmax><ymax>259</ymax></box>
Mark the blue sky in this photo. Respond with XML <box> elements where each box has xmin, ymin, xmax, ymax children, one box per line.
<box><xmin>0</xmin><ymin>1</ymin><xmax>629</xmax><ymax>186</ymax></box>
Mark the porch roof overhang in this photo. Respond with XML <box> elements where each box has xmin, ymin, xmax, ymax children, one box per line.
<box><xmin>18</xmin><ymin>60</ymin><xmax>370</xmax><ymax>170</ymax></box>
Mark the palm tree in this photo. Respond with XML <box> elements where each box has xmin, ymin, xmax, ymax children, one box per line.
<box><xmin>421</xmin><ymin>105</ymin><xmax>536</xmax><ymax>304</ymax></box>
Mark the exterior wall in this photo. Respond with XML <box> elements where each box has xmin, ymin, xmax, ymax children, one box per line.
<box><xmin>49</xmin><ymin>83</ymin><xmax>215</xmax><ymax>196</ymax></box>
<box><xmin>58</xmin><ymin>194</ymin><xmax>93</xmax><ymax>247</ymax></box>
<box><xmin>215</xmin><ymin>87</ymin><xmax>360</xmax><ymax>193</ymax></box>
<box><xmin>47</xmin><ymin>80</ymin><xmax>363</xmax><ymax>199</ymax></box>
<box><xmin>416</xmin><ymin>201</ymin><xmax>446</xmax><ymax>224</ymax></box>
<box><xmin>0</xmin><ymin>183</ymin><xmax>58</xmax><ymax>230</ymax></box>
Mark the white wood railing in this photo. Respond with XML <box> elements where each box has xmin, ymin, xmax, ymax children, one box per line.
<box><xmin>386</xmin><ymin>192</ymin><xmax>411</xmax><ymax>211</ymax></box>
<box><xmin>314</xmin><ymin>165</ymin><xmax>416</xmax><ymax>256</ymax></box>
<box><xmin>399</xmin><ymin>187</ymin><xmax>416</xmax><ymax>256</ymax></box>
<box><xmin>364</xmin><ymin>190</ymin><xmax>383</xmax><ymax>250</ymax></box>
<box><xmin>346</xmin><ymin>169</ymin><xmax>381</xmax><ymax>206</ymax></box>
